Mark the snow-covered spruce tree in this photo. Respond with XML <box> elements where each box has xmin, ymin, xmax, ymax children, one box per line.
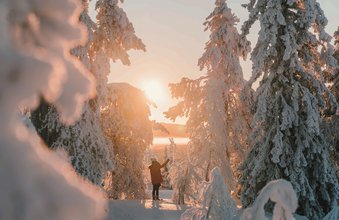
<box><xmin>166</xmin><ymin>77</ymin><xmax>213</xmax><ymax>204</ymax></box>
<box><xmin>92</xmin><ymin>0</ymin><xmax>145</xmax><ymax>106</ymax></box>
<box><xmin>167</xmin><ymin>138</ymin><xmax>191</xmax><ymax>204</ymax></box>
<box><xmin>321</xmin><ymin>27</ymin><xmax>339</xmax><ymax>169</ymax></box>
<box><xmin>161</xmin><ymin>138</ymin><xmax>175</xmax><ymax>189</ymax></box>
<box><xmin>0</xmin><ymin>0</ymin><xmax>107</xmax><ymax>219</ymax></box>
<box><xmin>166</xmin><ymin>0</ymin><xmax>251</xmax><ymax>203</ymax></box>
<box><xmin>331</xmin><ymin>27</ymin><xmax>339</xmax><ymax>100</ymax></box>
<box><xmin>181</xmin><ymin>167</ymin><xmax>237</xmax><ymax>220</ymax></box>
<box><xmin>198</xmin><ymin>0</ymin><xmax>252</xmax><ymax>179</ymax></box>
<box><xmin>329</xmin><ymin>27</ymin><xmax>339</xmax><ymax>167</ymax></box>
<box><xmin>238</xmin><ymin>0</ymin><xmax>339</xmax><ymax>219</ymax></box>
<box><xmin>31</xmin><ymin>0</ymin><xmax>114</xmax><ymax>185</ymax></box>
<box><xmin>331</xmin><ymin>27</ymin><xmax>339</xmax><ymax>93</ymax></box>
<box><xmin>170</xmin><ymin>161</ymin><xmax>190</xmax><ymax>205</ymax></box>
<box><xmin>100</xmin><ymin>83</ymin><xmax>153</xmax><ymax>199</ymax></box>
<box><xmin>31</xmin><ymin>0</ymin><xmax>145</xmax><ymax>185</ymax></box>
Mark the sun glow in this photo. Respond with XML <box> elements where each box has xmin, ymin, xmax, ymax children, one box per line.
<box><xmin>141</xmin><ymin>80</ymin><xmax>166</xmax><ymax>103</ymax></box>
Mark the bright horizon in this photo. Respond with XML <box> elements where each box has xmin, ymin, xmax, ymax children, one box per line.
<box><xmin>153</xmin><ymin>137</ymin><xmax>189</xmax><ymax>145</ymax></box>
<box><xmin>91</xmin><ymin>0</ymin><xmax>339</xmax><ymax>124</ymax></box>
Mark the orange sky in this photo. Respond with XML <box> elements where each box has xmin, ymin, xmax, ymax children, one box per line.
<box><xmin>91</xmin><ymin>0</ymin><xmax>339</xmax><ymax>124</ymax></box>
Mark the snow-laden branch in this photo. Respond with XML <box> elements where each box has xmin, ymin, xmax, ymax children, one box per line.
<box><xmin>323</xmin><ymin>206</ymin><xmax>339</xmax><ymax>220</ymax></box>
<box><xmin>240</xmin><ymin>179</ymin><xmax>298</xmax><ymax>220</ymax></box>
<box><xmin>0</xmin><ymin>0</ymin><xmax>106</xmax><ymax>219</ymax></box>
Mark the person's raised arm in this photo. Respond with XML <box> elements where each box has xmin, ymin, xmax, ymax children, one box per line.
<box><xmin>160</xmin><ymin>159</ymin><xmax>170</xmax><ymax>168</ymax></box>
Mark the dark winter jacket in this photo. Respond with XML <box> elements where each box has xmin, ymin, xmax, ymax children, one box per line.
<box><xmin>148</xmin><ymin>159</ymin><xmax>169</xmax><ymax>184</ymax></box>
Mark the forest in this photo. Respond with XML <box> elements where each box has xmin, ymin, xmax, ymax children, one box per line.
<box><xmin>0</xmin><ymin>0</ymin><xmax>338</xmax><ymax>220</ymax></box>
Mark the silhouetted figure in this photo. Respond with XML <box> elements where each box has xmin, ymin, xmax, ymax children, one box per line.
<box><xmin>149</xmin><ymin>158</ymin><xmax>170</xmax><ymax>200</ymax></box>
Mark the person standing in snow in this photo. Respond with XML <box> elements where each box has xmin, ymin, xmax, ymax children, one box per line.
<box><xmin>149</xmin><ymin>158</ymin><xmax>170</xmax><ymax>200</ymax></box>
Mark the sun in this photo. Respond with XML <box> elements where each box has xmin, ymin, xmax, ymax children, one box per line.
<box><xmin>141</xmin><ymin>80</ymin><xmax>165</xmax><ymax>103</ymax></box>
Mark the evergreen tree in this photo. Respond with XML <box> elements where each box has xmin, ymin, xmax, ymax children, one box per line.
<box><xmin>331</xmin><ymin>27</ymin><xmax>339</xmax><ymax>99</ymax></box>
<box><xmin>166</xmin><ymin>0</ymin><xmax>251</xmax><ymax>202</ymax></box>
<box><xmin>181</xmin><ymin>167</ymin><xmax>237</xmax><ymax>220</ymax></box>
<box><xmin>167</xmin><ymin>138</ymin><xmax>190</xmax><ymax>204</ymax></box>
<box><xmin>161</xmin><ymin>143</ymin><xmax>173</xmax><ymax>189</ymax></box>
<box><xmin>101</xmin><ymin>83</ymin><xmax>153</xmax><ymax>199</ymax></box>
<box><xmin>31</xmin><ymin>0</ymin><xmax>113</xmax><ymax>185</ymax></box>
<box><xmin>238</xmin><ymin>1</ymin><xmax>338</xmax><ymax>219</ymax></box>
<box><xmin>31</xmin><ymin>0</ymin><xmax>145</xmax><ymax>185</ymax></box>
<box><xmin>321</xmin><ymin>27</ymin><xmax>339</xmax><ymax>170</ymax></box>
<box><xmin>198</xmin><ymin>0</ymin><xmax>252</xmax><ymax>178</ymax></box>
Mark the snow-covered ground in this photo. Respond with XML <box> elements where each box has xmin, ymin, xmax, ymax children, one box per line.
<box><xmin>107</xmin><ymin>199</ymin><xmax>187</xmax><ymax>220</ymax></box>
<box><xmin>106</xmin><ymin>189</ymin><xmax>310</xmax><ymax>220</ymax></box>
<box><xmin>107</xmin><ymin>190</ymin><xmax>188</xmax><ymax>220</ymax></box>
<box><xmin>106</xmin><ymin>199</ymin><xmax>309</xmax><ymax>220</ymax></box>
